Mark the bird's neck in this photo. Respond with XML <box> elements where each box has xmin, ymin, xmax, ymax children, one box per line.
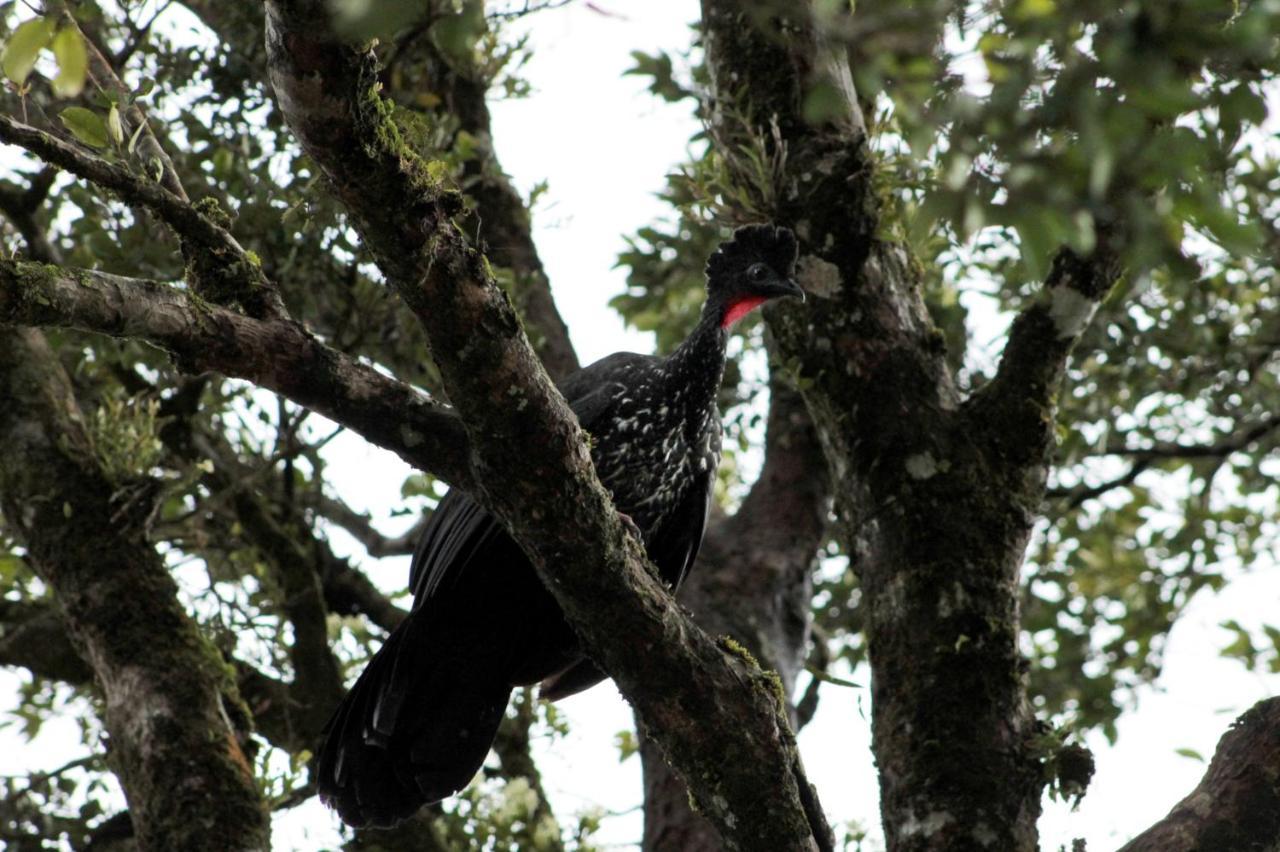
<box><xmin>664</xmin><ymin>301</ymin><xmax>731</xmax><ymax>422</ymax></box>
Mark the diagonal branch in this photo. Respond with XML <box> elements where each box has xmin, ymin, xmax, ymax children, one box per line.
<box><xmin>0</xmin><ymin>259</ymin><xmax>473</xmax><ymax>490</ymax></box>
<box><xmin>0</xmin><ymin>599</ymin><xmax>93</xmax><ymax>684</ymax></box>
<box><xmin>0</xmin><ymin>113</ymin><xmax>284</xmax><ymax>318</ymax></box>
<box><xmin>1118</xmin><ymin>697</ymin><xmax>1280</xmax><ymax>852</ymax></box>
<box><xmin>175</xmin><ymin>0</ymin><xmax>579</xmax><ymax>377</ymax></box>
<box><xmin>1047</xmin><ymin>415</ymin><xmax>1280</xmax><ymax>506</ymax></box>
<box><xmin>52</xmin><ymin>1</ymin><xmax>190</xmax><ymax>202</ymax></box>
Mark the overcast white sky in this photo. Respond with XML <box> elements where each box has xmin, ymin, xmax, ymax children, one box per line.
<box><xmin>4</xmin><ymin>2</ymin><xmax>1279</xmax><ymax>850</ymax></box>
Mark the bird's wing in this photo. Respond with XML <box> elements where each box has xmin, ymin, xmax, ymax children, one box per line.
<box><xmin>651</xmin><ymin>466</ymin><xmax>714</xmax><ymax>589</ymax></box>
<box><xmin>409</xmin><ymin>352</ymin><xmax>653</xmax><ymax>605</ymax></box>
<box><xmin>649</xmin><ymin>417</ymin><xmax>720</xmax><ymax>589</ymax></box>
<box><xmin>558</xmin><ymin>351</ymin><xmax>655</xmax><ymax>431</ymax></box>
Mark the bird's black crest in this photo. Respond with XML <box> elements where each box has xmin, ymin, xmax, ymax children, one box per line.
<box><xmin>705</xmin><ymin>224</ymin><xmax>798</xmax><ymax>282</ymax></box>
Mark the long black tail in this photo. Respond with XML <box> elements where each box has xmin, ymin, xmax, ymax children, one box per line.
<box><xmin>316</xmin><ymin>610</ymin><xmax>512</xmax><ymax>828</ymax></box>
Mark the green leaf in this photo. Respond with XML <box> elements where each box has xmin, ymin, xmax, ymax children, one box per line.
<box><xmin>50</xmin><ymin>27</ymin><xmax>87</xmax><ymax>98</ymax></box>
<box><xmin>107</xmin><ymin>103</ymin><xmax>124</xmax><ymax>146</ymax></box>
<box><xmin>59</xmin><ymin>106</ymin><xmax>108</xmax><ymax>149</ymax></box>
<box><xmin>2</xmin><ymin>16</ymin><xmax>56</xmax><ymax>85</ymax></box>
<box><xmin>1173</xmin><ymin>747</ymin><xmax>1204</xmax><ymax>762</ymax></box>
<box><xmin>331</xmin><ymin>0</ymin><xmax>428</xmax><ymax>41</ymax></box>
<box><xmin>613</xmin><ymin>729</ymin><xmax>638</xmax><ymax>763</ymax></box>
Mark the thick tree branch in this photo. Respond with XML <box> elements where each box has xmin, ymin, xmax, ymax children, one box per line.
<box><xmin>0</xmin><ymin>259</ymin><xmax>474</xmax><ymax>490</ymax></box>
<box><xmin>263</xmin><ymin>4</ymin><xmax>829</xmax><ymax>846</ymax></box>
<box><xmin>1119</xmin><ymin>697</ymin><xmax>1280</xmax><ymax>852</ymax></box>
<box><xmin>0</xmin><ymin>327</ymin><xmax>269</xmax><ymax>850</ymax></box>
<box><xmin>0</xmin><ymin>599</ymin><xmax>92</xmax><ymax>684</ymax></box>
<box><xmin>0</xmin><ymin>114</ymin><xmax>284</xmax><ymax>318</ymax></box>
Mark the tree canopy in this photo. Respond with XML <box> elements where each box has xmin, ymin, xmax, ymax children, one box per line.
<box><xmin>1</xmin><ymin>1</ymin><xmax>1278</xmax><ymax>850</ymax></box>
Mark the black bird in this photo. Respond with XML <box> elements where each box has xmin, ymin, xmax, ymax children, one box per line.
<box><xmin>317</xmin><ymin>224</ymin><xmax>802</xmax><ymax>827</ymax></box>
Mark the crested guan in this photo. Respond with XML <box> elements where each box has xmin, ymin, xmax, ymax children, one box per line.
<box><xmin>317</xmin><ymin>224</ymin><xmax>803</xmax><ymax>827</ymax></box>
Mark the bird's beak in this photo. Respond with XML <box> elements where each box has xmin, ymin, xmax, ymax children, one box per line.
<box><xmin>778</xmin><ymin>278</ymin><xmax>806</xmax><ymax>302</ymax></box>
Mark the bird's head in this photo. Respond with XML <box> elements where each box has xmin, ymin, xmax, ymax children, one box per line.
<box><xmin>705</xmin><ymin>224</ymin><xmax>804</xmax><ymax>328</ymax></box>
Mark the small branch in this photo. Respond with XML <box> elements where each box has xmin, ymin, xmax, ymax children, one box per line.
<box><xmin>1119</xmin><ymin>697</ymin><xmax>1280</xmax><ymax>852</ymax></box>
<box><xmin>0</xmin><ymin>167</ymin><xmax>61</xmax><ymax>263</ymax></box>
<box><xmin>1047</xmin><ymin>459</ymin><xmax>1153</xmax><ymax>509</ymax></box>
<box><xmin>0</xmin><ymin>259</ymin><xmax>474</xmax><ymax>490</ymax></box>
<box><xmin>310</xmin><ymin>492</ymin><xmax>423</xmax><ymax>558</ymax></box>
<box><xmin>318</xmin><ymin>553</ymin><xmax>409</xmax><ymax>633</ymax></box>
<box><xmin>1101</xmin><ymin>416</ymin><xmax>1280</xmax><ymax>460</ymax></box>
<box><xmin>1048</xmin><ymin>416</ymin><xmax>1280</xmax><ymax>507</ymax></box>
<box><xmin>487</xmin><ymin>0</ymin><xmax>575</xmax><ymax>20</ymax></box>
<box><xmin>53</xmin><ymin>1</ymin><xmax>189</xmax><ymax>201</ymax></box>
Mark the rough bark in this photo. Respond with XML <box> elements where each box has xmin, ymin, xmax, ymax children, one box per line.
<box><xmin>700</xmin><ymin>3</ymin><xmax>1122</xmax><ymax>849</ymax></box>
<box><xmin>0</xmin><ymin>114</ymin><xmax>284</xmax><ymax>319</ymax></box>
<box><xmin>1119</xmin><ymin>697</ymin><xmax>1280</xmax><ymax>852</ymax></box>
<box><xmin>260</xmin><ymin>4</ymin><xmax>829</xmax><ymax>846</ymax></box>
<box><xmin>0</xmin><ymin>328</ymin><xmax>270</xmax><ymax>851</ymax></box>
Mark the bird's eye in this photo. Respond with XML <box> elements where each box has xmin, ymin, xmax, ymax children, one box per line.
<box><xmin>747</xmin><ymin>264</ymin><xmax>769</xmax><ymax>282</ymax></box>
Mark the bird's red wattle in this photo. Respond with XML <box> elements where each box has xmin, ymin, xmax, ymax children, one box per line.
<box><xmin>721</xmin><ymin>296</ymin><xmax>769</xmax><ymax>328</ymax></box>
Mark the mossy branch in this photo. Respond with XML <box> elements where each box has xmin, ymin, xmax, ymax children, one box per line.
<box><xmin>0</xmin><ymin>113</ymin><xmax>285</xmax><ymax>319</ymax></box>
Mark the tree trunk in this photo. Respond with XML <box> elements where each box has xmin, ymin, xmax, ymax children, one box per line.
<box><xmin>0</xmin><ymin>328</ymin><xmax>270</xmax><ymax>851</ymax></box>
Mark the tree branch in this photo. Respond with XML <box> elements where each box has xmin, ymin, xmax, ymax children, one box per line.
<box><xmin>0</xmin><ymin>114</ymin><xmax>284</xmax><ymax>318</ymax></box>
<box><xmin>970</xmin><ymin>240</ymin><xmax>1124</xmax><ymax>472</ymax></box>
<box><xmin>176</xmin><ymin>0</ymin><xmax>579</xmax><ymax>376</ymax></box>
<box><xmin>1119</xmin><ymin>697</ymin><xmax>1280</xmax><ymax>852</ymax></box>
<box><xmin>309</xmin><ymin>492</ymin><xmax>423</xmax><ymax>558</ymax></box>
<box><xmin>52</xmin><ymin>1</ymin><xmax>191</xmax><ymax>202</ymax></box>
<box><xmin>1047</xmin><ymin>416</ymin><xmax>1280</xmax><ymax>507</ymax></box>
<box><xmin>263</xmin><ymin>3</ymin><xmax>829</xmax><ymax>845</ymax></box>
<box><xmin>0</xmin><ymin>259</ymin><xmax>474</xmax><ymax>490</ymax></box>
<box><xmin>1101</xmin><ymin>415</ymin><xmax>1280</xmax><ymax>460</ymax></box>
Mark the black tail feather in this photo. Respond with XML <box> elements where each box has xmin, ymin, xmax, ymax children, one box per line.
<box><xmin>317</xmin><ymin>612</ymin><xmax>512</xmax><ymax>828</ymax></box>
